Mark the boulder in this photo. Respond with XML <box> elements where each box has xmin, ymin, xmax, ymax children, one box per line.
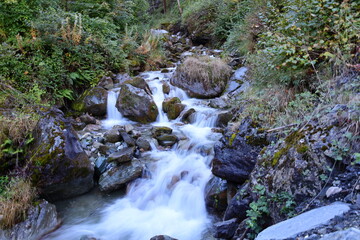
<box><xmin>162</xmin><ymin>82</ymin><xmax>171</xmax><ymax>94</ymax></box>
<box><xmin>119</xmin><ymin>130</ymin><xmax>136</xmax><ymax>147</ymax></box>
<box><xmin>72</xmin><ymin>87</ymin><xmax>108</xmax><ymax>116</ymax></box>
<box><xmin>162</xmin><ymin>97</ymin><xmax>185</xmax><ymax>120</ymax></box>
<box><xmin>152</xmin><ymin>126</ymin><xmax>173</xmax><ymax>137</ymax></box>
<box><xmin>116</xmin><ymin>84</ymin><xmax>159</xmax><ymax>123</ymax></box>
<box><xmin>99</xmin><ymin>160</ymin><xmax>143</xmax><ymax>192</ymax></box>
<box><xmin>212</xmin><ymin>117</ymin><xmax>268</xmax><ymax>184</ymax></box>
<box><xmin>204</xmin><ymin>176</ymin><xmax>228</xmax><ymax>213</ymax></box>
<box><xmin>320</xmin><ymin>228</ymin><xmax>360</xmax><ymax>240</ymax></box>
<box><xmin>136</xmin><ymin>137</ymin><xmax>152</xmax><ymax>151</ymax></box>
<box><xmin>0</xmin><ymin>200</ymin><xmax>58</xmax><ymax>240</ymax></box>
<box><xmin>104</xmin><ymin>128</ymin><xmax>121</xmax><ymax>143</ymax></box>
<box><xmin>98</xmin><ymin>75</ymin><xmax>114</xmax><ymax>89</ymax></box>
<box><xmin>124</xmin><ymin>76</ymin><xmax>152</xmax><ymax>95</ymax></box>
<box><xmin>170</xmin><ymin>57</ymin><xmax>232</xmax><ymax>99</ymax></box>
<box><xmin>255</xmin><ymin>203</ymin><xmax>351</xmax><ymax>240</ymax></box>
<box><xmin>28</xmin><ymin>108</ymin><xmax>94</xmax><ymax>201</ymax></box>
<box><xmin>224</xmin><ymin>185</ymin><xmax>251</xmax><ymax>221</ymax></box>
<box><xmin>213</xmin><ymin>218</ymin><xmax>238</xmax><ymax>239</ymax></box>
<box><xmin>107</xmin><ymin>147</ymin><xmax>135</xmax><ymax>163</ymax></box>
<box><xmin>156</xmin><ymin>134</ymin><xmax>178</xmax><ymax>147</ymax></box>
<box><xmin>115</xmin><ymin>73</ymin><xmax>131</xmax><ymax>85</ymax></box>
<box><xmin>79</xmin><ymin>113</ymin><xmax>97</xmax><ymax>125</ymax></box>
<box><xmin>180</xmin><ymin>108</ymin><xmax>196</xmax><ymax>123</ymax></box>
<box><xmin>216</xmin><ymin>111</ymin><xmax>233</xmax><ymax>128</ymax></box>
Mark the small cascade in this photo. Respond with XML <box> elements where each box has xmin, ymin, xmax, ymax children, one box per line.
<box><xmin>102</xmin><ymin>90</ymin><xmax>133</xmax><ymax>129</ymax></box>
<box><xmin>47</xmin><ymin>67</ymin><xmax>223</xmax><ymax>240</ymax></box>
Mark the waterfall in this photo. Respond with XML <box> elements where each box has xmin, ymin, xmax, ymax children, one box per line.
<box><xmin>47</xmin><ymin>69</ymin><xmax>222</xmax><ymax>240</ymax></box>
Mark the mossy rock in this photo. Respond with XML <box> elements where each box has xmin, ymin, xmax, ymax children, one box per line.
<box><xmin>116</xmin><ymin>84</ymin><xmax>158</xmax><ymax>123</ymax></box>
<box><xmin>28</xmin><ymin>108</ymin><xmax>94</xmax><ymax>201</ymax></box>
<box><xmin>72</xmin><ymin>87</ymin><xmax>108</xmax><ymax>116</ymax></box>
<box><xmin>162</xmin><ymin>97</ymin><xmax>185</xmax><ymax>120</ymax></box>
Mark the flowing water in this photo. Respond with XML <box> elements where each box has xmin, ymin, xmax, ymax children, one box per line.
<box><xmin>46</xmin><ymin>68</ymin><xmax>222</xmax><ymax>240</ymax></box>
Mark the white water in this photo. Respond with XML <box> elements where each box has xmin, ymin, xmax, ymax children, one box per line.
<box><xmin>47</xmin><ymin>69</ymin><xmax>221</xmax><ymax>240</ymax></box>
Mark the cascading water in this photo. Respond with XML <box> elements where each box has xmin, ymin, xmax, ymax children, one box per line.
<box><xmin>46</xmin><ymin>68</ymin><xmax>222</xmax><ymax>240</ymax></box>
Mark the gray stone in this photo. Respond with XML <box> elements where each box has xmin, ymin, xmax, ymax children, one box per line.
<box><xmin>255</xmin><ymin>202</ymin><xmax>351</xmax><ymax>240</ymax></box>
<box><xmin>214</xmin><ymin>218</ymin><xmax>238</xmax><ymax>239</ymax></box>
<box><xmin>136</xmin><ymin>137</ymin><xmax>152</xmax><ymax>151</ymax></box>
<box><xmin>124</xmin><ymin>124</ymin><xmax>134</xmax><ymax>133</ymax></box>
<box><xmin>104</xmin><ymin>128</ymin><xmax>121</xmax><ymax>143</ymax></box>
<box><xmin>150</xmin><ymin>235</ymin><xmax>178</xmax><ymax>240</ymax></box>
<box><xmin>107</xmin><ymin>147</ymin><xmax>135</xmax><ymax>163</ymax></box>
<box><xmin>119</xmin><ymin>130</ymin><xmax>136</xmax><ymax>147</ymax></box>
<box><xmin>99</xmin><ymin>160</ymin><xmax>143</xmax><ymax>192</ymax></box>
<box><xmin>156</xmin><ymin>134</ymin><xmax>178</xmax><ymax>147</ymax></box>
<box><xmin>152</xmin><ymin>126</ymin><xmax>173</xmax><ymax>137</ymax></box>
<box><xmin>0</xmin><ymin>200</ymin><xmax>58</xmax><ymax>240</ymax></box>
<box><xmin>204</xmin><ymin>176</ymin><xmax>228</xmax><ymax>213</ymax></box>
<box><xmin>162</xmin><ymin>82</ymin><xmax>171</xmax><ymax>94</ymax></box>
<box><xmin>95</xmin><ymin>156</ymin><xmax>107</xmax><ymax>174</ymax></box>
<box><xmin>320</xmin><ymin>228</ymin><xmax>360</xmax><ymax>240</ymax></box>
<box><xmin>72</xmin><ymin>87</ymin><xmax>108</xmax><ymax>116</ymax></box>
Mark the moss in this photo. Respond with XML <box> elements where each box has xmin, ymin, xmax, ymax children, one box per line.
<box><xmin>229</xmin><ymin>133</ymin><xmax>237</xmax><ymax>147</ymax></box>
<box><xmin>296</xmin><ymin>144</ymin><xmax>309</xmax><ymax>154</ymax></box>
<box><xmin>258</xmin><ymin>128</ymin><xmax>266</xmax><ymax>133</ymax></box>
<box><xmin>245</xmin><ymin>135</ymin><xmax>269</xmax><ymax>146</ymax></box>
<box><xmin>321</xmin><ymin>145</ymin><xmax>329</xmax><ymax>151</ymax></box>
<box><xmin>272</xmin><ymin>148</ymin><xmax>287</xmax><ymax>166</ymax></box>
<box><xmin>260</xmin><ymin>147</ymin><xmax>267</xmax><ymax>155</ymax></box>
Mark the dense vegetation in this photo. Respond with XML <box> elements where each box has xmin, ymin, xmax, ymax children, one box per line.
<box><xmin>0</xmin><ymin>0</ymin><xmax>359</xmax><ymax>233</ymax></box>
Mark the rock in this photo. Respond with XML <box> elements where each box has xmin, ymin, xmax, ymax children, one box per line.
<box><xmin>98</xmin><ymin>75</ymin><xmax>114</xmax><ymax>89</ymax></box>
<box><xmin>213</xmin><ymin>218</ymin><xmax>238</xmax><ymax>239</ymax></box>
<box><xmin>107</xmin><ymin>147</ymin><xmax>135</xmax><ymax>163</ymax></box>
<box><xmin>119</xmin><ymin>130</ymin><xmax>136</xmax><ymax>147</ymax></box>
<box><xmin>0</xmin><ymin>200</ymin><xmax>58</xmax><ymax>240</ymax></box>
<box><xmin>136</xmin><ymin>137</ymin><xmax>152</xmax><ymax>151</ymax></box>
<box><xmin>115</xmin><ymin>73</ymin><xmax>131</xmax><ymax>85</ymax></box>
<box><xmin>79</xmin><ymin>113</ymin><xmax>97</xmax><ymax>125</ymax></box>
<box><xmin>204</xmin><ymin>176</ymin><xmax>228</xmax><ymax>213</ymax></box>
<box><xmin>326</xmin><ymin>187</ymin><xmax>343</xmax><ymax>198</ymax></box>
<box><xmin>209</xmin><ymin>97</ymin><xmax>230</xmax><ymax>109</ymax></box>
<box><xmin>116</xmin><ymin>84</ymin><xmax>159</xmax><ymax>123</ymax></box>
<box><xmin>224</xmin><ymin>185</ymin><xmax>251</xmax><ymax>221</ymax></box>
<box><xmin>156</xmin><ymin>134</ymin><xmax>178</xmax><ymax>147</ymax></box>
<box><xmin>320</xmin><ymin>228</ymin><xmax>360</xmax><ymax>240</ymax></box>
<box><xmin>180</xmin><ymin>108</ymin><xmax>196</xmax><ymax>123</ymax></box>
<box><xmin>255</xmin><ymin>202</ymin><xmax>351</xmax><ymax>240</ymax></box>
<box><xmin>124</xmin><ymin>124</ymin><xmax>134</xmax><ymax>133</ymax></box>
<box><xmin>124</xmin><ymin>76</ymin><xmax>152</xmax><ymax>95</ymax></box>
<box><xmin>104</xmin><ymin>128</ymin><xmax>121</xmax><ymax>143</ymax></box>
<box><xmin>216</xmin><ymin>111</ymin><xmax>233</xmax><ymax>128</ymax></box>
<box><xmin>28</xmin><ymin>108</ymin><xmax>94</xmax><ymax>201</ymax></box>
<box><xmin>95</xmin><ymin>156</ymin><xmax>107</xmax><ymax>175</ymax></box>
<box><xmin>212</xmin><ymin>117</ymin><xmax>268</xmax><ymax>184</ymax></box>
<box><xmin>99</xmin><ymin>160</ymin><xmax>143</xmax><ymax>192</ymax></box>
<box><xmin>72</xmin><ymin>87</ymin><xmax>108</xmax><ymax>116</ymax></box>
<box><xmin>152</xmin><ymin>126</ymin><xmax>173</xmax><ymax>137</ymax></box>
<box><xmin>233</xmin><ymin>67</ymin><xmax>247</xmax><ymax>81</ymax></box>
<box><xmin>162</xmin><ymin>97</ymin><xmax>185</xmax><ymax>120</ymax></box>
<box><xmin>162</xmin><ymin>82</ymin><xmax>171</xmax><ymax>94</ymax></box>
<box><xmin>150</xmin><ymin>235</ymin><xmax>178</xmax><ymax>240</ymax></box>
<box><xmin>170</xmin><ymin>56</ymin><xmax>232</xmax><ymax>99</ymax></box>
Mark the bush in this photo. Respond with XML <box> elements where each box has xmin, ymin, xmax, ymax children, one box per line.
<box><xmin>0</xmin><ymin>177</ymin><xmax>37</xmax><ymax>229</ymax></box>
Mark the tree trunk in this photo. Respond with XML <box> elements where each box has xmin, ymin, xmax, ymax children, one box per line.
<box><xmin>163</xmin><ymin>0</ymin><xmax>167</xmax><ymax>13</ymax></box>
<box><xmin>177</xmin><ymin>0</ymin><xmax>182</xmax><ymax>15</ymax></box>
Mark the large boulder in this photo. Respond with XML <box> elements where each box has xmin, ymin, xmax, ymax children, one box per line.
<box><xmin>0</xmin><ymin>200</ymin><xmax>58</xmax><ymax>240</ymax></box>
<box><xmin>162</xmin><ymin>97</ymin><xmax>185</xmax><ymax>120</ymax></box>
<box><xmin>116</xmin><ymin>84</ymin><xmax>159</xmax><ymax>123</ymax></box>
<box><xmin>170</xmin><ymin>56</ymin><xmax>232</xmax><ymax>99</ymax></box>
<box><xmin>28</xmin><ymin>108</ymin><xmax>94</xmax><ymax>201</ymax></box>
<box><xmin>204</xmin><ymin>176</ymin><xmax>228</xmax><ymax>213</ymax></box>
<box><xmin>212</xmin><ymin>117</ymin><xmax>269</xmax><ymax>184</ymax></box>
<box><xmin>72</xmin><ymin>87</ymin><xmax>108</xmax><ymax>116</ymax></box>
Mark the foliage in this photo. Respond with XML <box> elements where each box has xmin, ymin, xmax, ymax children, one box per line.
<box><xmin>0</xmin><ymin>177</ymin><xmax>37</xmax><ymax>229</ymax></box>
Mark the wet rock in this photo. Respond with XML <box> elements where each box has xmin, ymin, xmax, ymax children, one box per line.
<box><xmin>224</xmin><ymin>185</ymin><xmax>251</xmax><ymax>221</ymax></box>
<box><xmin>152</xmin><ymin>126</ymin><xmax>173</xmax><ymax>137</ymax></box>
<box><xmin>216</xmin><ymin>111</ymin><xmax>233</xmax><ymax>128</ymax></box>
<box><xmin>204</xmin><ymin>176</ymin><xmax>228</xmax><ymax>213</ymax></box>
<box><xmin>28</xmin><ymin>108</ymin><xmax>94</xmax><ymax>201</ymax></box>
<box><xmin>104</xmin><ymin>128</ymin><xmax>121</xmax><ymax>143</ymax></box>
<box><xmin>150</xmin><ymin>235</ymin><xmax>178</xmax><ymax>240</ymax></box>
<box><xmin>209</xmin><ymin>97</ymin><xmax>230</xmax><ymax>109</ymax></box>
<box><xmin>156</xmin><ymin>134</ymin><xmax>178</xmax><ymax>147</ymax></box>
<box><xmin>124</xmin><ymin>76</ymin><xmax>152</xmax><ymax>95</ymax></box>
<box><xmin>99</xmin><ymin>160</ymin><xmax>143</xmax><ymax>192</ymax></box>
<box><xmin>136</xmin><ymin>137</ymin><xmax>152</xmax><ymax>151</ymax></box>
<box><xmin>116</xmin><ymin>84</ymin><xmax>159</xmax><ymax>123</ymax></box>
<box><xmin>95</xmin><ymin>156</ymin><xmax>107</xmax><ymax>175</ymax></box>
<box><xmin>98</xmin><ymin>75</ymin><xmax>114</xmax><ymax>89</ymax></box>
<box><xmin>162</xmin><ymin>82</ymin><xmax>171</xmax><ymax>94</ymax></box>
<box><xmin>0</xmin><ymin>200</ymin><xmax>58</xmax><ymax>240</ymax></box>
<box><xmin>212</xmin><ymin>117</ymin><xmax>268</xmax><ymax>184</ymax></box>
<box><xmin>124</xmin><ymin>124</ymin><xmax>134</xmax><ymax>133</ymax></box>
<box><xmin>320</xmin><ymin>228</ymin><xmax>360</xmax><ymax>240</ymax></box>
<box><xmin>213</xmin><ymin>218</ymin><xmax>238</xmax><ymax>239</ymax></box>
<box><xmin>170</xmin><ymin>57</ymin><xmax>232</xmax><ymax>99</ymax></box>
<box><xmin>115</xmin><ymin>73</ymin><xmax>131</xmax><ymax>85</ymax></box>
<box><xmin>255</xmin><ymin>202</ymin><xmax>351</xmax><ymax>240</ymax></box>
<box><xmin>79</xmin><ymin>113</ymin><xmax>97</xmax><ymax>125</ymax></box>
<box><xmin>72</xmin><ymin>87</ymin><xmax>108</xmax><ymax>116</ymax></box>
<box><xmin>107</xmin><ymin>147</ymin><xmax>135</xmax><ymax>163</ymax></box>
<box><xmin>119</xmin><ymin>130</ymin><xmax>136</xmax><ymax>147</ymax></box>
<box><xmin>162</xmin><ymin>97</ymin><xmax>185</xmax><ymax>120</ymax></box>
<box><xmin>180</xmin><ymin>108</ymin><xmax>196</xmax><ymax>124</ymax></box>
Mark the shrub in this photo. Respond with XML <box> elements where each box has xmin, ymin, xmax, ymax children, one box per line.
<box><xmin>0</xmin><ymin>177</ymin><xmax>37</xmax><ymax>229</ymax></box>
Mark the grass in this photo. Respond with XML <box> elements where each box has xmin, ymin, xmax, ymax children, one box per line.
<box><xmin>0</xmin><ymin>177</ymin><xmax>37</xmax><ymax>229</ymax></box>
<box><xmin>178</xmin><ymin>56</ymin><xmax>232</xmax><ymax>89</ymax></box>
